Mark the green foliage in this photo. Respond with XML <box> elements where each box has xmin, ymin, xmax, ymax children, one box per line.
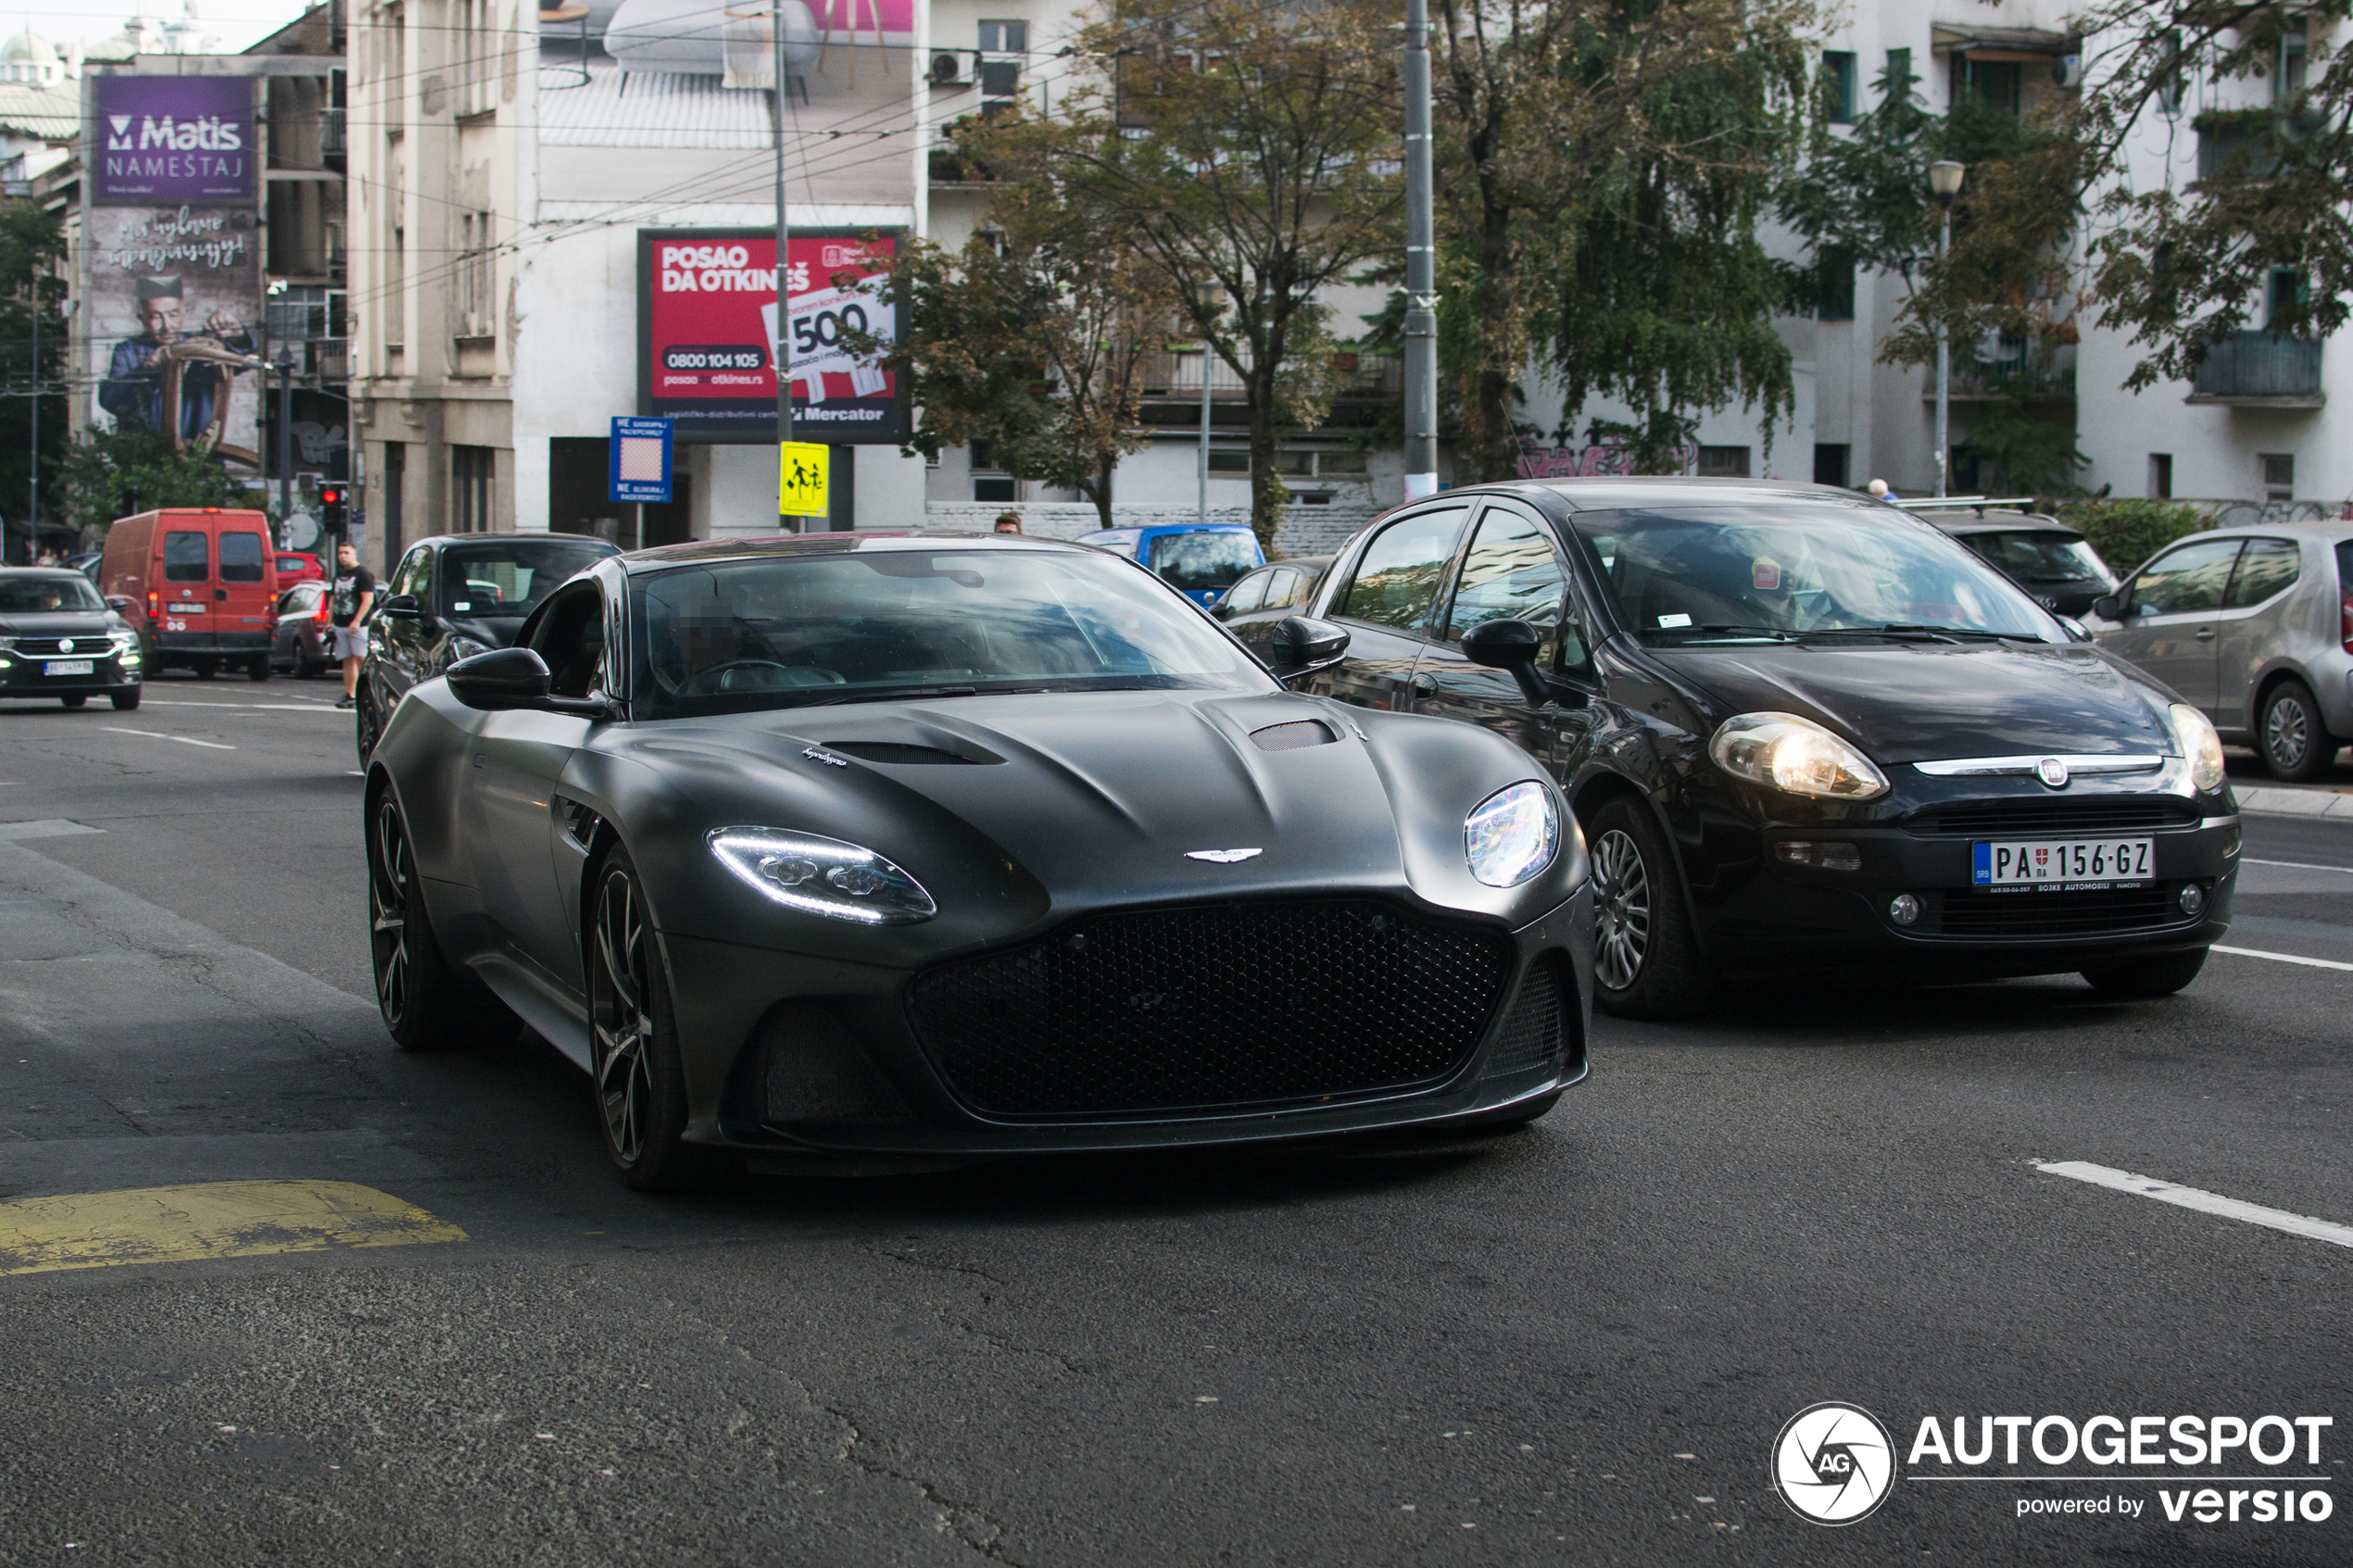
<box><xmin>55</xmin><ymin>425</ymin><xmax>244</xmax><ymax>536</ymax></box>
<box><xmin>2051</xmin><ymin>499</ymin><xmax>2212</xmax><ymax>578</ymax></box>
<box><xmin>1956</xmin><ymin>393</ymin><xmax>2087</xmax><ymax>498</ymax></box>
<box><xmin>0</xmin><ymin>200</ymin><xmax>69</xmax><ymax>541</ymax></box>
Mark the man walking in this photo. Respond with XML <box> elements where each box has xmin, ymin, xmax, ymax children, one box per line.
<box><xmin>328</xmin><ymin>541</ymin><xmax>375</xmax><ymax>709</ymax></box>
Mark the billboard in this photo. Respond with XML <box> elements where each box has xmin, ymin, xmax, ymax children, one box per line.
<box><xmin>89</xmin><ymin>205</ymin><xmax>264</xmax><ymax>469</ymax></box>
<box><xmin>637</xmin><ymin>229</ymin><xmax>903</xmax><ymax>445</ymax></box>
<box><xmin>92</xmin><ymin>76</ymin><xmax>256</xmax><ymax>206</ymax></box>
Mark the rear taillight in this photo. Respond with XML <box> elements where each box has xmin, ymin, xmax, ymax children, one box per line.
<box><xmin>2341</xmin><ymin>586</ymin><xmax>2352</xmax><ymax>655</ymax></box>
<box><xmin>146</xmin><ymin>590</ymin><xmax>157</xmax><ymax>618</ymax></box>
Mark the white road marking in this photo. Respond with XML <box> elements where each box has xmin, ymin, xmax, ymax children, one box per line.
<box><xmin>98</xmin><ymin>727</ymin><xmax>234</xmax><ymax>750</ymax></box>
<box><xmin>2032</xmin><ymin>1160</ymin><xmax>2353</xmax><ymax>1250</ymax></box>
<box><xmin>2212</xmin><ymin>944</ymin><xmax>2353</xmax><ymax>973</ymax></box>
<box><xmin>137</xmin><ymin>701</ymin><xmax>344</xmax><ymax>713</ymax></box>
<box><xmin>0</xmin><ymin>820</ymin><xmax>103</xmax><ymax>841</ymax></box>
<box><xmin>2243</xmin><ymin>857</ymin><xmax>2353</xmax><ymax>874</ymax></box>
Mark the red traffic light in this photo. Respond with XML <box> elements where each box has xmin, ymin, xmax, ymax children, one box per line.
<box><xmin>318</xmin><ymin>486</ymin><xmax>346</xmax><ymax>506</ymax></box>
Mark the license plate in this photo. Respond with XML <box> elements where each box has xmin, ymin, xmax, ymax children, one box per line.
<box><xmin>168</xmin><ymin>602</ymin><xmax>206</xmax><ymax>614</ymax></box>
<box><xmin>1974</xmin><ymin>838</ymin><xmax>2154</xmax><ymax>888</ymax></box>
<box><xmin>44</xmin><ymin>659</ymin><xmax>94</xmax><ymax>676</ymax></box>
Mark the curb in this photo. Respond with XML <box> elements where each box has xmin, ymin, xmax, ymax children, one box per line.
<box><xmin>2233</xmin><ymin>784</ymin><xmax>2353</xmax><ymax>821</ymax></box>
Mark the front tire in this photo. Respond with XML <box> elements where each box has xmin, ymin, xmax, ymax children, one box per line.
<box><xmin>2082</xmin><ymin>947</ymin><xmax>2208</xmax><ymax>999</ymax></box>
<box><xmin>368</xmin><ymin>791</ymin><xmax>478</xmax><ymax>1051</ymax></box>
<box><xmin>110</xmin><ymin>689</ymin><xmax>141</xmax><ymax>711</ymax></box>
<box><xmin>60</xmin><ymin>695</ymin><xmax>86</xmax><ymax>709</ymax></box>
<box><xmin>354</xmin><ymin>682</ymin><xmax>383</xmax><ymax>766</ymax></box>
<box><xmin>588</xmin><ymin>847</ymin><xmax>716</xmax><ymax>1191</ymax></box>
<box><xmin>1586</xmin><ymin>797</ymin><xmax>1713</xmax><ymax>1021</ymax></box>
<box><xmin>2259</xmin><ymin>680</ymin><xmax>2336</xmax><ymax>782</ymax></box>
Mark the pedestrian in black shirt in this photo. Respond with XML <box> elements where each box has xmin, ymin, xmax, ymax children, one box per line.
<box><xmin>329</xmin><ymin>542</ymin><xmax>376</xmax><ymax>709</ymax></box>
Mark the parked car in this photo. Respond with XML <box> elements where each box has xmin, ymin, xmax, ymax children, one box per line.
<box><xmin>0</xmin><ymin>567</ymin><xmax>145</xmax><ymax>709</ymax></box>
<box><xmin>1074</xmin><ymin>522</ymin><xmax>1265</xmax><ymax>605</ymax></box>
<box><xmin>1214</xmin><ymin>555</ymin><xmax>1332</xmax><ymax>655</ymax></box>
<box><xmin>275</xmin><ymin>551</ymin><xmax>327</xmax><ymax>584</ymax></box>
<box><xmin>357</xmin><ymin>533</ymin><xmax>620</xmax><ymax>761</ymax></box>
<box><xmin>2090</xmin><ymin>523</ymin><xmax>2352</xmax><ymax>781</ymax></box>
<box><xmin>1303</xmin><ymin>478</ymin><xmax>2239</xmax><ymax>1018</ymax></box>
<box><xmin>98</xmin><ymin>508</ymin><xmax>279</xmax><ymax>681</ymax></box>
<box><xmin>271</xmin><ymin>580</ymin><xmax>335</xmax><ymax>677</ymax></box>
<box><xmin>363</xmin><ymin>534</ymin><xmax>1591</xmax><ymax>1187</ymax></box>
<box><xmin>1911</xmin><ymin>504</ymin><xmax>2119</xmax><ymax>617</ymax></box>
<box><xmin>61</xmin><ymin>550</ymin><xmax>101</xmax><ymax>574</ymax></box>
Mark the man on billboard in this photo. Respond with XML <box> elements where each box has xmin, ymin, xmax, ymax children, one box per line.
<box><xmin>98</xmin><ymin>275</ymin><xmax>257</xmax><ymax>445</ymax></box>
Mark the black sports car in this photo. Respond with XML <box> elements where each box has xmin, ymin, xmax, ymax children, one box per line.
<box><xmin>364</xmin><ymin>534</ymin><xmax>1592</xmax><ymax>1187</ymax></box>
<box><xmin>1302</xmin><ymin>479</ymin><xmax>2240</xmax><ymax>1018</ymax></box>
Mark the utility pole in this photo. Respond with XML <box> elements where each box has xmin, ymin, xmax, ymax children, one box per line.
<box><xmin>23</xmin><ymin>288</ymin><xmax>35</xmax><ymax>565</ymax></box>
<box><xmin>276</xmin><ymin>350</ymin><xmax>297</xmax><ymax>527</ymax></box>
<box><xmin>1197</xmin><ymin>284</ymin><xmax>1214</xmax><ymax>526</ymax></box>
<box><xmin>1929</xmin><ymin>160</ymin><xmax>1965</xmax><ymax>499</ymax></box>
<box><xmin>774</xmin><ymin>2</ymin><xmax>797</xmax><ymax>533</ymax></box>
<box><xmin>1401</xmin><ymin>0</ymin><xmax>1439</xmax><ymax>500</ymax></box>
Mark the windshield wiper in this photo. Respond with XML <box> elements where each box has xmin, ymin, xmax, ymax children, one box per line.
<box><xmin>1647</xmin><ymin>623</ymin><xmax>1797</xmax><ymax>643</ymax></box>
<box><xmin>1797</xmin><ymin>624</ymin><xmax>2042</xmax><ymax>646</ymax></box>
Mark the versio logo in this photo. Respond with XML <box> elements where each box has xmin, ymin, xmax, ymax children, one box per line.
<box><xmin>1775</xmin><ymin>1402</ymin><xmax>1898</xmax><ymax>1525</ymax></box>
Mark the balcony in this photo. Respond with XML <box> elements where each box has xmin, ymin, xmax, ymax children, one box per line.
<box><xmin>2186</xmin><ymin>332</ymin><xmax>2323</xmax><ymax>408</ymax></box>
<box><xmin>1135</xmin><ymin>347</ymin><xmax>1401</xmax><ymax>429</ymax></box>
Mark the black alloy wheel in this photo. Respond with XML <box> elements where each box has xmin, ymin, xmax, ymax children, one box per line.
<box><xmin>2259</xmin><ymin>680</ymin><xmax>2336</xmax><ymax>783</ymax></box>
<box><xmin>354</xmin><ymin>684</ymin><xmax>383</xmax><ymax>766</ymax></box>
<box><xmin>1586</xmin><ymin>797</ymin><xmax>1713</xmax><ymax>1021</ymax></box>
<box><xmin>2082</xmin><ymin>947</ymin><xmax>2208</xmax><ymax>999</ymax></box>
<box><xmin>368</xmin><ymin>791</ymin><xmax>474</xmax><ymax>1050</ymax></box>
<box><xmin>587</xmin><ymin>847</ymin><xmax>713</xmax><ymax>1191</ymax></box>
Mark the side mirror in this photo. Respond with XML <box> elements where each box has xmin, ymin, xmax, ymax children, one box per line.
<box><xmin>1461</xmin><ymin>617</ymin><xmax>1556</xmax><ymax>708</ymax></box>
<box><xmin>104</xmin><ymin>595</ymin><xmax>132</xmax><ymax>612</ymax></box>
<box><xmin>1265</xmin><ymin>615</ymin><xmax>1350</xmax><ymax>684</ymax></box>
<box><xmin>446</xmin><ymin>646</ymin><xmax>549</xmax><ymax>709</ymax></box>
<box><xmin>379</xmin><ymin>593</ymin><xmax>421</xmax><ymax>619</ymax></box>
<box><xmin>2090</xmin><ymin>595</ymin><xmax>2120</xmax><ymax>621</ymax></box>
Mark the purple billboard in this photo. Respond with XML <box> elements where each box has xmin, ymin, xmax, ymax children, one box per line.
<box><xmin>92</xmin><ymin>76</ymin><xmax>254</xmax><ymax>206</ymax></box>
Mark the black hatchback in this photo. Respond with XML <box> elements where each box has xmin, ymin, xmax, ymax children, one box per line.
<box><xmin>1302</xmin><ymin>480</ymin><xmax>2240</xmax><ymax>1017</ymax></box>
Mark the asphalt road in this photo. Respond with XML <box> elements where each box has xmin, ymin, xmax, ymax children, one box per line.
<box><xmin>0</xmin><ymin>672</ymin><xmax>2346</xmax><ymax>1567</ymax></box>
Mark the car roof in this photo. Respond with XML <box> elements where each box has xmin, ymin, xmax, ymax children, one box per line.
<box><xmin>1076</xmin><ymin>523</ymin><xmax>1253</xmax><ymax>538</ymax></box>
<box><xmin>1923</xmin><ymin>513</ymin><xmax>2080</xmax><ymax>537</ymax></box>
<box><xmin>1260</xmin><ymin>555</ymin><xmax>1331</xmax><ymax>571</ymax></box>
<box><xmin>611</xmin><ymin>532</ymin><xmax>1101</xmax><ymax>574</ymax></box>
<box><xmin>1453</xmin><ymin>477</ymin><xmax>1880</xmax><ymax>512</ymax></box>
<box><xmin>0</xmin><ymin>567</ymin><xmax>93</xmax><ymax>581</ymax></box>
<box><xmin>2176</xmin><ymin>521</ymin><xmax>2353</xmax><ymax>543</ymax></box>
<box><xmin>408</xmin><ymin>533</ymin><xmax>623</xmax><ymax>553</ymax></box>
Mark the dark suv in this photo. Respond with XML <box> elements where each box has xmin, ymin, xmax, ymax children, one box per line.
<box><xmin>1302</xmin><ymin>479</ymin><xmax>2240</xmax><ymax>1017</ymax></box>
<box><xmin>356</xmin><ymin>533</ymin><xmax>618</xmax><ymax>761</ymax></box>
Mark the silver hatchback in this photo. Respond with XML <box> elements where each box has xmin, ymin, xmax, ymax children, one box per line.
<box><xmin>2093</xmin><ymin>523</ymin><xmax>2353</xmax><ymax>780</ymax></box>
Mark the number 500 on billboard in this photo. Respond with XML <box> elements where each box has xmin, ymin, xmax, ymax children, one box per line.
<box><xmin>635</xmin><ymin>228</ymin><xmax>905</xmax><ymax>445</ymax></box>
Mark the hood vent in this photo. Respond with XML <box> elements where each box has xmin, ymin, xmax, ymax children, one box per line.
<box><xmin>825</xmin><ymin>740</ymin><xmax>998</xmax><ymax>766</ymax></box>
<box><xmin>1250</xmin><ymin>720</ymin><xmax>1336</xmax><ymax>752</ymax></box>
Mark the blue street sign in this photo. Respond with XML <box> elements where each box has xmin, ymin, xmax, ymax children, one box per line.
<box><xmin>609</xmin><ymin>416</ymin><xmax>673</xmax><ymax>504</ymax></box>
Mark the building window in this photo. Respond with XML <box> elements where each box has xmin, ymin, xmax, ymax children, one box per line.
<box><xmin>1813</xmin><ymin>444</ymin><xmax>1849</xmax><ymax>488</ymax></box>
<box><xmin>2156</xmin><ymin>30</ymin><xmax>2185</xmax><ymax>114</ymax></box>
<box><xmin>1951</xmin><ymin>56</ymin><xmax>2021</xmax><ymax>117</ymax></box>
<box><xmin>2266</xmin><ymin>268</ymin><xmax>2307</xmax><ymax>331</ymax></box>
<box><xmin>1885</xmin><ymin>47</ymin><xmax>1912</xmax><ymax>99</ymax></box>
<box><xmin>1821</xmin><ymin>51</ymin><xmax>1856</xmax><ymax>124</ymax></box>
<box><xmin>457</xmin><ymin>0</ymin><xmax>497</xmax><ymax>118</ymax></box>
<box><xmin>457</xmin><ymin>211</ymin><xmax>495</xmax><ymax>338</ymax></box>
<box><xmin>1207</xmin><ymin>450</ymin><xmax>1251</xmax><ymax>473</ymax></box>
<box><xmin>2260</xmin><ymin>453</ymin><xmax>2293</xmax><ymax>501</ymax></box>
<box><xmin>1697</xmin><ymin>445</ymin><xmax>1752</xmax><ymax>479</ymax></box>
<box><xmin>1817</xmin><ymin>246</ymin><xmax>1855</xmax><ymax>321</ymax></box>
<box><xmin>2277</xmin><ymin>30</ymin><xmax>2308</xmax><ymax>107</ymax></box>
<box><xmin>2148</xmin><ymin>453</ymin><xmax>2173</xmax><ymax>499</ymax></box>
<box><xmin>453</xmin><ymin>445</ymin><xmax>495</xmax><ymax>533</ymax></box>
<box><xmin>977</xmin><ymin>20</ymin><xmax>1026</xmax><ymax>53</ymax></box>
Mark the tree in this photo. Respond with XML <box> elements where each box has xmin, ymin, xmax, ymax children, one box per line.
<box><xmin>0</xmin><ymin>200</ymin><xmax>69</xmax><ymax>550</ymax></box>
<box><xmin>854</xmin><ymin>194</ymin><xmax>1175</xmax><ymax>529</ymax></box>
<box><xmin>976</xmin><ymin>0</ymin><xmax>1402</xmax><ymax>545</ymax></box>
<box><xmin>2073</xmin><ymin>2</ymin><xmax>2353</xmax><ymax>390</ymax></box>
<box><xmin>1428</xmin><ymin>0</ymin><xmax>1817</xmax><ymax>482</ymax></box>
<box><xmin>55</xmin><ymin>425</ymin><xmax>244</xmax><ymax>537</ymax></box>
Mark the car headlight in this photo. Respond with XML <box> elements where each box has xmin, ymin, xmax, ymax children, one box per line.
<box><xmin>1709</xmin><ymin>711</ymin><xmax>1890</xmax><ymax>800</ymax></box>
<box><xmin>0</xmin><ymin>635</ymin><xmax>16</xmax><ymax>651</ymax></box>
<box><xmin>708</xmin><ymin>827</ymin><xmax>937</xmax><ymax>924</ymax></box>
<box><xmin>1466</xmin><ymin>780</ymin><xmax>1559</xmax><ymax>888</ymax></box>
<box><xmin>110</xmin><ymin>630</ymin><xmax>141</xmax><ymax>663</ymax></box>
<box><xmin>2168</xmin><ymin>702</ymin><xmax>2226</xmax><ymax>793</ymax></box>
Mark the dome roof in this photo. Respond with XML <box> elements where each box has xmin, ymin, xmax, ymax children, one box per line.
<box><xmin>1</xmin><ymin>30</ymin><xmax>57</xmax><ymax>64</ymax></box>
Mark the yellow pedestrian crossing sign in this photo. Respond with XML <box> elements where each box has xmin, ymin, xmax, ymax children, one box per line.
<box><xmin>778</xmin><ymin>442</ymin><xmax>829</xmax><ymax>518</ymax></box>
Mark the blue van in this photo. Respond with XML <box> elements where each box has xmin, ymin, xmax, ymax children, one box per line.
<box><xmin>1073</xmin><ymin>523</ymin><xmax>1265</xmax><ymax>606</ymax></box>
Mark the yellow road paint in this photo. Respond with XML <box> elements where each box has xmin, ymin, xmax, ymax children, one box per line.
<box><xmin>0</xmin><ymin>1180</ymin><xmax>466</xmax><ymax>1276</ymax></box>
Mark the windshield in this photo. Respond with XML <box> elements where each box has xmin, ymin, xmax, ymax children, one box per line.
<box><xmin>1964</xmin><ymin>530</ymin><xmax>2111</xmax><ymax>585</ymax></box>
<box><xmin>0</xmin><ymin>574</ymin><xmax>105</xmax><ymax>612</ymax></box>
<box><xmin>1574</xmin><ymin>504</ymin><xmax>2057</xmax><ymax>644</ymax></box>
<box><xmin>631</xmin><ymin>547</ymin><xmax>1267</xmax><ymax>719</ymax></box>
<box><xmin>1150</xmin><ymin>531</ymin><xmax>1260</xmax><ymax>592</ymax></box>
<box><xmin>439</xmin><ymin>542</ymin><xmax>611</xmax><ymax>617</ymax></box>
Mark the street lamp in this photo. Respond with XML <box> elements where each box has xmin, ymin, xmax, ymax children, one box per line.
<box><xmin>23</xmin><ymin>295</ymin><xmax>72</xmax><ymax>566</ymax></box>
<box><xmin>1928</xmin><ymin>159</ymin><xmax>1965</xmax><ymax>498</ymax></box>
<box><xmin>1196</xmin><ymin>280</ymin><xmax>1221</xmax><ymax>527</ymax></box>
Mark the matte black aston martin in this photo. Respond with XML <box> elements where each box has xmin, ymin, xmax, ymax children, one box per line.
<box><xmin>364</xmin><ymin>534</ymin><xmax>1592</xmax><ymax>1187</ymax></box>
<box><xmin>1302</xmin><ymin>480</ymin><xmax>2241</xmax><ymax>1019</ymax></box>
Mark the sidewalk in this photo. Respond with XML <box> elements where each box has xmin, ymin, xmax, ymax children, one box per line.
<box><xmin>2233</xmin><ymin>783</ymin><xmax>2353</xmax><ymax>820</ymax></box>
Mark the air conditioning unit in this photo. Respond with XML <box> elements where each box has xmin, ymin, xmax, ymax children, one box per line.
<box><xmin>2052</xmin><ymin>53</ymin><xmax>2082</xmax><ymax>88</ymax></box>
<box><xmin>930</xmin><ymin>50</ymin><xmax>975</xmax><ymax>87</ymax></box>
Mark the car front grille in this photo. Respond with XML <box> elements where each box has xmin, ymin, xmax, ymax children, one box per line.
<box><xmin>1931</xmin><ymin>885</ymin><xmax>2189</xmax><ymax>938</ymax></box>
<box><xmin>1485</xmin><ymin>960</ymin><xmax>1569</xmax><ymax>1077</ymax></box>
<box><xmin>19</xmin><ymin>636</ymin><xmax>115</xmax><ymax>658</ymax></box>
<box><xmin>907</xmin><ymin>898</ymin><xmax>1514</xmax><ymax>1120</ymax></box>
<box><xmin>1906</xmin><ymin>797</ymin><xmax>2198</xmax><ymax>837</ymax></box>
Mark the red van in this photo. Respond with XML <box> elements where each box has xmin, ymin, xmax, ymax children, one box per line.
<box><xmin>100</xmin><ymin>508</ymin><xmax>280</xmax><ymax>681</ymax></box>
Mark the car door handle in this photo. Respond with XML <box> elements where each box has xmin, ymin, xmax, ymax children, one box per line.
<box><xmin>214</xmin><ymin>588</ymin><xmax>228</xmax><ymax>600</ymax></box>
<box><xmin>2195</xmin><ymin>627</ymin><xmax>2216</xmax><ymax>641</ymax></box>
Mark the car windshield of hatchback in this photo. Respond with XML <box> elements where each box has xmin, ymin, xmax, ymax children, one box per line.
<box><xmin>0</xmin><ymin>575</ymin><xmax>105</xmax><ymax>612</ymax></box>
<box><xmin>1964</xmin><ymin>530</ymin><xmax>2111</xmax><ymax>585</ymax></box>
<box><xmin>439</xmin><ymin>542</ymin><xmax>611</xmax><ymax>617</ymax></box>
<box><xmin>632</xmin><ymin>547</ymin><xmax>1268</xmax><ymax>718</ymax></box>
<box><xmin>1573</xmin><ymin>504</ymin><xmax>2058</xmax><ymax>644</ymax></box>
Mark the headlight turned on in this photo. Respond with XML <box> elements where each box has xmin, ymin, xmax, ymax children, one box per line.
<box><xmin>1709</xmin><ymin>711</ymin><xmax>1891</xmax><ymax>801</ymax></box>
<box><xmin>1466</xmin><ymin>780</ymin><xmax>1559</xmax><ymax>888</ymax></box>
<box><xmin>708</xmin><ymin>827</ymin><xmax>938</xmax><ymax>924</ymax></box>
<box><xmin>2168</xmin><ymin>702</ymin><xmax>2228</xmax><ymax>794</ymax></box>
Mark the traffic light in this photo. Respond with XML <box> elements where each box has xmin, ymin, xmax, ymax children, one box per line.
<box><xmin>318</xmin><ymin>484</ymin><xmax>348</xmax><ymax>533</ymax></box>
